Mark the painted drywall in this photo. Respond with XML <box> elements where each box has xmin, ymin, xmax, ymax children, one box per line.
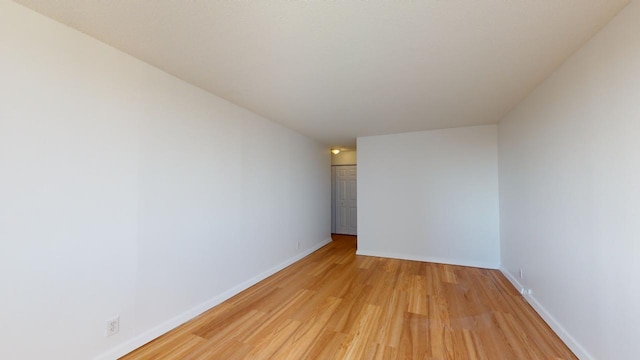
<box><xmin>498</xmin><ymin>1</ymin><xmax>640</xmax><ymax>358</ymax></box>
<box><xmin>357</xmin><ymin>126</ymin><xmax>500</xmax><ymax>269</ymax></box>
<box><xmin>0</xmin><ymin>2</ymin><xmax>330</xmax><ymax>360</ymax></box>
<box><xmin>331</xmin><ymin>150</ymin><xmax>357</xmax><ymax>165</ymax></box>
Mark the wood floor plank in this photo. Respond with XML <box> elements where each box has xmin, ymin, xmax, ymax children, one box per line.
<box><xmin>334</xmin><ymin>303</ymin><xmax>383</xmax><ymax>359</ymax></box>
<box><xmin>242</xmin><ymin>289</ymin><xmax>314</xmax><ymax>345</ymax></box>
<box><xmin>304</xmin><ymin>330</ymin><xmax>348</xmax><ymax>359</ymax></box>
<box><xmin>270</xmin><ymin>296</ymin><xmax>342</xmax><ymax>360</ymax></box>
<box><xmin>373</xmin><ymin>289</ymin><xmax>407</xmax><ymax>348</ymax></box>
<box><xmin>130</xmin><ymin>334</ymin><xmax>205</xmax><ymax>360</ymax></box>
<box><xmin>120</xmin><ymin>235</ymin><xmax>577</xmax><ymax>360</ymax></box>
<box><xmin>243</xmin><ymin>319</ymin><xmax>302</xmax><ymax>360</ymax></box>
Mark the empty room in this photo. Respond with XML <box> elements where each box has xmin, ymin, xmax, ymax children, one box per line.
<box><xmin>1</xmin><ymin>0</ymin><xmax>639</xmax><ymax>359</ymax></box>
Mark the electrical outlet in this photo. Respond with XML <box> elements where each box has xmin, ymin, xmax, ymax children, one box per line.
<box><xmin>296</xmin><ymin>241</ymin><xmax>300</xmax><ymax>249</ymax></box>
<box><xmin>519</xmin><ymin>268</ymin><xmax>524</xmax><ymax>279</ymax></box>
<box><xmin>520</xmin><ymin>288</ymin><xmax>533</xmax><ymax>296</ymax></box>
<box><xmin>106</xmin><ymin>316</ymin><xmax>120</xmax><ymax>337</ymax></box>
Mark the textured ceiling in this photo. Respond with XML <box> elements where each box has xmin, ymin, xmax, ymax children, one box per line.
<box><xmin>14</xmin><ymin>0</ymin><xmax>629</xmax><ymax>148</ymax></box>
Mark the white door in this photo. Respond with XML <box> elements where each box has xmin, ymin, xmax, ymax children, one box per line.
<box><xmin>335</xmin><ymin>166</ymin><xmax>357</xmax><ymax>235</ymax></box>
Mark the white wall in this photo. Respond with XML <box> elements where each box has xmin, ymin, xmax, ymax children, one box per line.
<box><xmin>0</xmin><ymin>2</ymin><xmax>331</xmax><ymax>359</ymax></box>
<box><xmin>357</xmin><ymin>126</ymin><xmax>500</xmax><ymax>269</ymax></box>
<box><xmin>498</xmin><ymin>1</ymin><xmax>640</xmax><ymax>359</ymax></box>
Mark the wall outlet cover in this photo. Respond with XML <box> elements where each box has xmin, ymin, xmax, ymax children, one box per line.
<box><xmin>106</xmin><ymin>316</ymin><xmax>120</xmax><ymax>337</ymax></box>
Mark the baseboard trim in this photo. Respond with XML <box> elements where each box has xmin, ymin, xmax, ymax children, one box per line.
<box><xmin>94</xmin><ymin>237</ymin><xmax>332</xmax><ymax>360</ymax></box>
<box><xmin>500</xmin><ymin>267</ymin><xmax>593</xmax><ymax>360</ymax></box>
<box><xmin>355</xmin><ymin>249</ymin><xmax>499</xmax><ymax>270</ymax></box>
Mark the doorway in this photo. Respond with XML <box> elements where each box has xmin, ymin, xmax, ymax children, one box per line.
<box><xmin>332</xmin><ymin>165</ymin><xmax>357</xmax><ymax>235</ymax></box>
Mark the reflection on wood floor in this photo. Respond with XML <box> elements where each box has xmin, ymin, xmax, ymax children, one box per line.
<box><xmin>121</xmin><ymin>234</ymin><xmax>576</xmax><ymax>359</ymax></box>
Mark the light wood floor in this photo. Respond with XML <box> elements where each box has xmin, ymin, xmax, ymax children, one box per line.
<box><xmin>121</xmin><ymin>235</ymin><xmax>576</xmax><ymax>359</ymax></box>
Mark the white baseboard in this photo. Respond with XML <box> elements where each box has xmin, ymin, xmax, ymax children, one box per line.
<box><xmin>355</xmin><ymin>249</ymin><xmax>499</xmax><ymax>270</ymax></box>
<box><xmin>94</xmin><ymin>237</ymin><xmax>332</xmax><ymax>360</ymax></box>
<box><xmin>500</xmin><ymin>267</ymin><xmax>593</xmax><ymax>360</ymax></box>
